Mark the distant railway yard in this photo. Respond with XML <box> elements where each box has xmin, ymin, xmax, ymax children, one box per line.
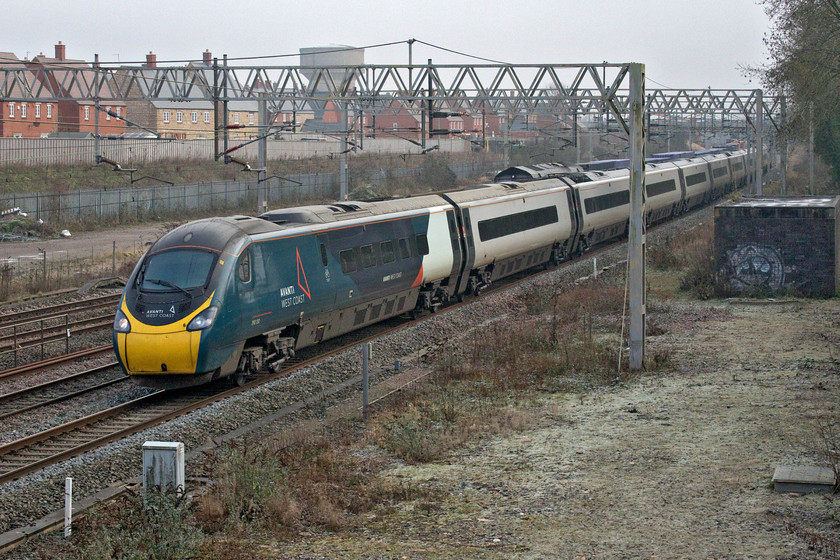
<box><xmin>0</xmin><ymin>201</ymin><xmax>837</xmax><ymax>558</ymax></box>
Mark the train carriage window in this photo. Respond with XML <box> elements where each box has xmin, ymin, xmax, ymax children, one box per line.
<box><xmin>380</xmin><ymin>241</ymin><xmax>396</xmax><ymax>263</ymax></box>
<box><xmin>360</xmin><ymin>244</ymin><xmax>376</xmax><ymax>268</ymax></box>
<box><xmin>319</xmin><ymin>243</ymin><xmax>328</xmax><ymax>267</ymax></box>
<box><xmin>685</xmin><ymin>172</ymin><xmax>707</xmax><ymax>187</ymax></box>
<box><xmin>238</xmin><ymin>249</ymin><xmax>251</xmax><ymax>283</ymax></box>
<box><xmin>339</xmin><ymin>249</ymin><xmax>357</xmax><ymax>274</ymax></box>
<box><xmin>646</xmin><ymin>179</ymin><xmax>677</xmax><ymax>198</ymax></box>
<box><xmin>583</xmin><ymin>190</ymin><xmax>630</xmax><ymax>214</ymax></box>
<box><xmin>398</xmin><ymin>238</ymin><xmax>410</xmax><ymax>259</ymax></box>
<box><xmin>415</xmin><ymin>234</ymin><xmax>430</xmax><ymax>256</ymax></box>
<box><xmin>477</xmin><ymin>206</ymin><xmax>559</xmax><ymax>241</ymax></box>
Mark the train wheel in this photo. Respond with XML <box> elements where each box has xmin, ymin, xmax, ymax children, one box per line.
<box><xmin>232</xmin><ymin>370</ymin><xmax>247</xmax><ymax>387</ymax></box>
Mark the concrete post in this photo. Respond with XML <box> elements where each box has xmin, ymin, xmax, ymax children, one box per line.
<box><xmin>780</xmin><ymin>96</ymin><xmax>787</xmax><ymax>195</ymax></box>
<box><xmin>362</xmin><ymin>342</ymin><xmax>370</xmax><ymax>417</ymax></box>
<box><xmin>756</xmin><ymin>89</ymin><xmax>764</xmax><ymax>195</ymax></box>
<box><xmin>809</xmin><ymin>102</ymin><xmax>815</xmax><ymax>195</ymax></box>
<box><xmin>340</xmin><ymin>105</ymin><xmax>348</xmax><ymax>201</ymax></box>
<box><xmin>628</xmin><ymin>63</ymin><xmax>646</xmax><ymax>371</ymax></box>
<box><xmin>64</xmin><ymin>477</ymin><xmax>72</xmax><ymax>538</ymax></box>
<box><xmin>258</xmin><ymin>93</ymin><xmax>268</xmax><ymax>212</ymax></box>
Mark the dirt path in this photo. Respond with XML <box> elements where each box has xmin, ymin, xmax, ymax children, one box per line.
<box><xmin>267</xmin><ymin>298</ymin><xmax>840</xmax><ymax>559</ymax></box>
<box><xmin>0</xmin><ymin>223</ymin><xmax>168</xmax><ymax>263</ymax></box>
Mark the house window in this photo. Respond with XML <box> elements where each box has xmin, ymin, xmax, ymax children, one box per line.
<box><xmin>116</xmin><ymin>107</ymin><xmax>121</xmax><ymax>117</ymax></box>
<box><xmin>35</xmin><ymin>104</ymin><xmax>41</xmax><ymax>118</ymax></box>
<box><xmin>84</xmin><ymin>106</ymin><xmax>90</xmax><ymax>120</ymax></box>
<box><xmin>392</xmin><ymin>122</ymin><xmax>398</xmax><ymax>130</ymax></box>
<box><xmin>46</xmin><ymin>104</ymin><xmax>52</xmax><ymax>118</ymax></box>
<box><xmin>9</xmin><ymin>102</ymin><xmax>14</xmax><ymax>118</ymax></box>
<box><xmin>191</xmin><ymin>111</ymin><xmax>198</xmax><ymax>123</ymax></box>
<box><xmin>176</xmin><ymin>111</ymin><xmax>183</xmax><ymax>123</ymax></box>
<box><xmin>233</xmin><ymin>113</ymin><xmax>240</xmax><ymax>124</ymax></box>
<box><xmin>21</xmin><ymin>103</ymin><xmax>26</xmax><ymax>118</ymax></box>
<box><xmin>163</xmin><ymin>110</ymin><xmax>170</xmax><ymax>123</ymax></box>
<box><xmin>203</xmin><ymin>111</ymin><xmax>210</xmax><ymax>123</ymax></box>
<box><xmin>248</xmin><ymin>113</ymin><xmax>254</xmax><ymax>125</ymax></box>
<box><xmin>105</xmin><ymin>107</ymin><xmax>111</xmax><ymax>120</ymax></box>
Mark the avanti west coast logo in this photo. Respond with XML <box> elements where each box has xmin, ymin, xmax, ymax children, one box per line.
<box><xmin>145</xmin><ymin>304</ymin><xmax>176</xmax><ymax>319</ymax></box>
<box><xmin>280</xmin><ymin>248</ymin><xmax>311</xmax><ymax>308</ymax></box>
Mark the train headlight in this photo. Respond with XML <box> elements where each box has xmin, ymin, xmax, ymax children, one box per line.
<box><xmin>187</xmin><ymin>306</ymin><xmax>219</xmax><ymax>331</ymax></box>
<box><xmin>113</xmin><ymin>309</ymin><xmax>131</xmax><ymax>333</ymax></box>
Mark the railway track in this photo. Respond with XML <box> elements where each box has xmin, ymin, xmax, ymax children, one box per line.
<box><xmin>0</xmin><ymin>293</ymin><xmax>120</xmax><ymax>328</ymax></box>
<box><xmin>0</xmin><ymin>362</ymin><xmax>125</xmax><ymax>420</ymax></box>
<box><xmin>0</xmin><ymin>345</ymin><xmax>113</xmax><ymax>381</ymax></box>
<box><xmin>0</xmin><ymin>315</ymin><xmax>114</xmax><ymax>352</ymax></box>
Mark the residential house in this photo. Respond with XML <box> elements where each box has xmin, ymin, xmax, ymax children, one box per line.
<box><xmin>30</xmin><ymin>42</ymin><xmax>126</xmax><ymax>136</ymax></box>
<box><xmin>122</xmin><ymin>50</ymin><xmax>258</xmax><ymax>140</ymax></box>
<box><xmin>0</xmin><ymin>52</ymin><xmax>59</xmax><ymax>137</ymax></box>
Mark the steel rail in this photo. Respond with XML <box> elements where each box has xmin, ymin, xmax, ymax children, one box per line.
<box><xmin>0</xmin><ymin>345</ymin><xmax>113</xmax><ymax>381</ymax></box>
<box><xmin>0</xmin><ymin>294</ymin><xmax>121</xmax><ymax>328</ymax></box>
<box><xmin>0</xmin><ymin>316</ymin><xmax>113</xmax><ymax>351</ymax></box>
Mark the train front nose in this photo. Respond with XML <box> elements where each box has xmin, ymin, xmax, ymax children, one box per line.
<box><xmin>114</xmin><ymin>304</ymin><xmax>204</xmax><ymax>375</ymax></box>
<box><xmin>125</xmin><ymin>330</ymin><xmax>200</xmax><ymax>374</ymax></box>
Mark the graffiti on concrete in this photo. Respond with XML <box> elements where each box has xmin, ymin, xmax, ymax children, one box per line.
<box><xmin>725</xmin><ymin>244</ymin><xmax>789</xmax><ymax>291</ymax></box>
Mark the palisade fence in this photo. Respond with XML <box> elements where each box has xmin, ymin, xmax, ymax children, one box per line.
<box><xmin>0</xmin><ymin>160</ymin><xmax>502</xmax><ymax>228</ymax></box>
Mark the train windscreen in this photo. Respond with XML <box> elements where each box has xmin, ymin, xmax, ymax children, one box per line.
<box><xmin>139</xmin><ymin>249</ymin><xmax>216</xmax><ymax>292</ymax></box>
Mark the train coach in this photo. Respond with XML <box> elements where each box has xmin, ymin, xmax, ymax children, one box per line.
<box><xmin>114</xmin><ymin>150</ymin><xmax>749</xmax><ymax>389</ymax></box>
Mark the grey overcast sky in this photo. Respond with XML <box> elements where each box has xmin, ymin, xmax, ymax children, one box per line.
<box><xmin>5</xmin><ymin>0</ymin><xmax>771</xmax><ymax>90</ymax></box>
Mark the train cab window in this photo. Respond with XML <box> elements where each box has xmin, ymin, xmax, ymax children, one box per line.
<box><xmin>140</xmin><ymin>249</ymin><xmax>215</xmax><ymax>293</ymax></box>
<box><xmin>398</xmin><ymin>238</ymin><xmax>410</xmax><ymax>259</ymax></box>
<box><xmin>360</xmin><ymin>244</ymin><xmax>376</xmax><ymax>268</ymax></box>
<box><xmin>339</xmin><ymin>249</ymin><xmax>357</xmax><ymax>274</ymax></box>
<box><xmin>415</xmin><ymin>233</ymin><xmax>430</xmax><ymax>256</ymax></box>
<box><xmin>319</xmin><ymin>243</ymin><xmax>328</xmax><ymax>267</ymax></box>
<box><xmin>238</xmin><ymin>250</ymin><xmax>251</xmax><ymax>283</ymax></box>
<box><xmin>380</xmin><ymin>241</ymin><xmax>396</xmax><ymax>263</ymax></box>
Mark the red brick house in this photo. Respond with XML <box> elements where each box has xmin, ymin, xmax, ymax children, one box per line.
<box><xmin>30</xmin><ymin>42</ymin><xmax>126</xmax><ymax>136</ymax></box>
<box><xmin>0</xmin><ymin>52</ymin><xmax>59</xmax><ymax>137</ymax></box>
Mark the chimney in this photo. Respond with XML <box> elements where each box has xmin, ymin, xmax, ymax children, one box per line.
<box><xmin>145</xmin><ymin>51</ymin><xmax>157</xmax><ymax>68</ymax></box>
<box><xmin>55</xmin><ymin>41</ymin><xmax>65</xmax><ymax>61</ymax></box>
<box><xmin>203</xmin><ymin>49</ymin><xmax>212</xmax><ymax>66</ymax></box>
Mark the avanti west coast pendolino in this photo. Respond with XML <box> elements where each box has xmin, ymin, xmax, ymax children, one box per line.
<box><xmin>113</xmin><ymin>149</ymin><xmax>750</xmax><ymax>389</ymax></box>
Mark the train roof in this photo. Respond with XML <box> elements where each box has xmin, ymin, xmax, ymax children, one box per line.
<box><xmin>258</xmin><ymin>194</ymin><xmax>449</xmax><ymax>225</ymax></box>
<box><xmin>579</xmin><ymin>159</ymin><xmax>629</xmax><ymax>171</ymax></box>
<box><xmin>494</xmin><ymin>162</ymin><xmax>581</xmax><ymax>182</ymax></box>
<box><xmin>150</xmin><ymin>216</ymin><xmax>283</xmax><ymax>254</ymax></box>
<box><xmin>443</xmin><ymin>178</ymin><xmax>570</xmax><ymax>204</ymax></box>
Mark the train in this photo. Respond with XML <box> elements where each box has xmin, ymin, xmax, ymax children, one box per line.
<box><xmin>113</xmin><ymin>148</ymin><xmax>751</xmax><ymax>389</ymax></box>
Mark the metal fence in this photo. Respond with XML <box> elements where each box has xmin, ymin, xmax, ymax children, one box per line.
<box><xmin>0</xmin><ymin>160</ymin><xmax>501</xmax><ymax>227</ymax></box>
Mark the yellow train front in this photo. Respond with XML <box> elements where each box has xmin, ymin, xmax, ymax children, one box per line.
<box><xmin>112</xmin><ymin>217</ymin><xmax>271</xmax><ymax>389</ymax></box>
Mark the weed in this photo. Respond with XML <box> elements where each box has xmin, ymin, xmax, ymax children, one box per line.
<box><xmin>44</xmin><ymin>491</ymin><xmax>205</xmax><ymax>560</ymax></box>
<box><xmin>815</xmin><ymin>414</ymin><xmax>840</xmax><ymax>493</ymax></box>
